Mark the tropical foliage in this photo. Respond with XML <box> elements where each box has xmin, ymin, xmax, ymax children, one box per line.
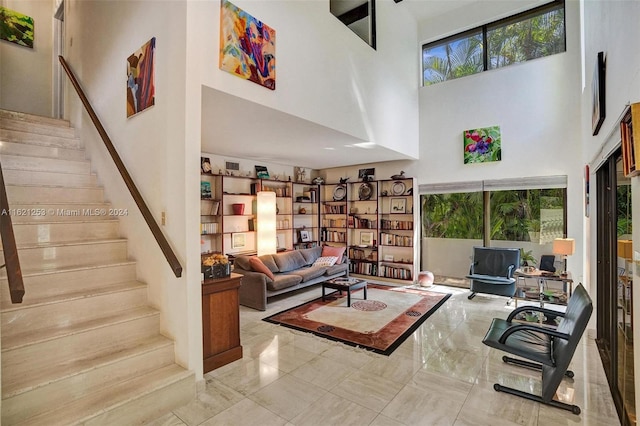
<box><xmin>0</xmin><ymin>7</ymin><xmax>34</xmax><ymax>48</ymax></box>
<box><xmin>422</xmin><ymin>189</ymin><xmax>565</xmax><ymax>242</ymax></box>
<box><xmin>617</xmin><ymin>184</ymin><xmax>633</xmax><ymax>236</ymax></box>
<box><xmin>422</xmin><ymin>2</ymin><xmax>565</xmax><ymax>86</ymax></box>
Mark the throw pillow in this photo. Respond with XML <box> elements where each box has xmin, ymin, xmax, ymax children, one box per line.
<box><xmin>321</xmin><ymin>245</ymin><xmax>346</xmax><ymax>264</ymax></box>
<box><xmin>249</xmin><ymin>257</ymin><xmax>275</xmax><ymax>281</ymax></box>
<box><xmin>313</xmin><ymin>256</ymin><xmax>338</xmax><ymax>267</ymax></box>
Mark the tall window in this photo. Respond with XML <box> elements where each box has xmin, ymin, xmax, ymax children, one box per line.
<box><xmin>420</xmin><ymin>177</ymin><xmax>567</xmax><ymax>280</ymax></box>
<box><xmin>422</xmin><ymin>0</ymin><xmax>565</xmax><ymax>86</ymax></box>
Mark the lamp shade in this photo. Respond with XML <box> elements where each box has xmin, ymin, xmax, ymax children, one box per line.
<box><xmin>257</xmin><ymin>191</ymin><xmax>277</xmax><ymax>256</ymax></box>
<box><xmin>552</xmin><ymin>238</ymin><xmax>575</xmax><ymax>256</ymax></box>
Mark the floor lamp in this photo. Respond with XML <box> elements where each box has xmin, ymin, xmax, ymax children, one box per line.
<box><xmin>257</xmin><ymin>191</ymin><xmax>277</xmax><ymax>256</ymax></box>
<box><xmin>552</xmin><ymin>238</ymin><xmax>575</xmax><ymax>276</ymax></box>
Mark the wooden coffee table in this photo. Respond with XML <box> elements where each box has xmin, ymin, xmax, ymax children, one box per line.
<box><xmin>322</xmin><ymin>277</ymin><xmax>367</xmax><ymax>307</ymax></box>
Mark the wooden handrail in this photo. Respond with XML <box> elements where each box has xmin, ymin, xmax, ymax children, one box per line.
<box><xmin>0</xmin><ymin>162</ymin><xmax>25</xmax><ymax>303</ymax></box>
<box><xmin>59</xmin><ymin>56</ymin><xmax>183</xmax><ymax>278</ymax></box>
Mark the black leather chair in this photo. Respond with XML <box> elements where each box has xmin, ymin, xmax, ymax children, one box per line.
<box><xmin>482</xmin><ymin>283</ymin><xmax>593</xmax><ymax>415</ymax></box>
<box><xmin>466</xmin><ymin>246</ymin><xmax>520</xmax><ymax>300</ymax></box>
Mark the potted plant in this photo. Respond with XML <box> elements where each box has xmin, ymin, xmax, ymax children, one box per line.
<box><xmin>520</xmin><ymin>248</ymin><xmax>537</xmax><ymax>267</ymax></box>
<box><xmin>202</xmin><ymin>253</ymin><xmax>230</xmax><ymax>279</ymax></box>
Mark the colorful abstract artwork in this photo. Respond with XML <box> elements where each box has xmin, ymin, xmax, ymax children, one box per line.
<box><xmin>0</xmin><ymin>7</ymin><xmax>34</xmax><ymax>48</ymax></box>
<box><xmin>219</xmin><ymin>0</ymin><xmax>276</xmax><ymax>90</ymax></box>
<box><xmin>463</xmin><ymin>126</ymin><xmax>501</xmax><ymax>164</ymax></box>
<box><xmin>126</xmin><ymin>37</ymin><xmax>156</xmax><ymax>117</ymax></box>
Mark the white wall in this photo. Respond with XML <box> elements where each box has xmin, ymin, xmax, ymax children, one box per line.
<box><xmin>581</xmin><ymin>0</ymin><xmax>640</xmax><ymax>413</ymax></box>
<box><xmin>0</xmin><ymin>0</ymin><xmax>54</xmax><ymax>116</ymax></box>
<box><xmin>193</xmin><ymin>0</ymin><xmax>419</xmax><ymax>158</ymax></box>
<box><xmin>64</xmin><ymin>0</ymin><xmax>197</xmax><ymax>374</ymax></box>
<box><xmin>416</xmin><ymin>1</ymin><xmax>584</xmax><ymax>282</ymax></box>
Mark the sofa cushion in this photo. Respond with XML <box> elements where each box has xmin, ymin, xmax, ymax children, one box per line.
<box><xmin>299</xmin><ymin>246</ymin><xmax>323</xmax><ymax>265</ymax></box>
<box><xmin>325</xmin><ymin>262</ymin><xmax>348</xmax><ymax>276</ymax></box>
<box><xmin>313</xmin><ymin>256</ymin><xmax>338</xmax><ymax>267</ymax></box>
<box><xmin>234</xmin><ymin>255</ymin><xmax>253</xmax><ymax>271</ymax></box>
<box><xmin>285</xmin><ymin>265</ymin><xmax>328</xmax><ymax>282</ymax></box>
<box><xmin>250</xmin><ymin>257</ymin><xmax>275</xmax><ymax>281</ymax></box>
<box><xmin>267</xmin><ymin>274</ymin><xmax>303</xmax><ymax>291</ymax></box>
<box><xmin>273</xmin><ymin>250</ymin><xmax>307</xmax><ymax>272</ymax></box>
<box><xmin>322</xmin><ymin>246</ymin><xmax>346</xmax><ymax>264</ymax></box>
<box><xmin>259</xmin><ymin>254</ymin><xmax>279</xmax><ymax>273</ymax></box>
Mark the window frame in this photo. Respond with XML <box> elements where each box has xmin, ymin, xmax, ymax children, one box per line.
<box><xmin>422</xmin><ymin>0</ymin><xmax>566</xmax><ymax>86</ymax></box>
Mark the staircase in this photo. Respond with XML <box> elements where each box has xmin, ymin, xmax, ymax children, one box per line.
<box><xmin>0</xmin><ymin>110</ymin><xmax>194</xmax><ymax>425</ymax></box>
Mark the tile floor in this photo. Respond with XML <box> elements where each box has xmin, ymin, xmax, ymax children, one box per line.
<box><xmin>152</xmin><ymin>284</ymin><xmax>620</xmax><ymax>426</ymax></box>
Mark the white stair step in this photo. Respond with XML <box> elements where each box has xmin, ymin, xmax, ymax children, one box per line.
<box><xmin>0</xmin><ymin>239</ymin><xmax>128</xmax><ymax>271</ymax></box>
<box><xmin>2</xmin><ymin>335</ymin><xmax>175</xmax><ymax>424</ymax></box>
<box><xmin>6</xmin><ymin>203</ymin><xmax>113</xmax><ymax>222</ymax></box>
<box><xmin>0</xmin><ymin>116</ymin><xmax>76</xmax><ymax>138</ymax></box>
<box><xmin>0</xmin><ymin>128</ymin><xmax>80</xmax><ymax>149</ymax></box>
<box><xmin>2</xmin><ymin>306</ymin><xmax>160</xmax><ymax>369</ymax></box>
<box><xmin>16</xmin><ymin>364</ymin><xmax>194</xmax><ymax>426</ymax></box>
<box><xmin>2</xmin><ymin>168</ymin><xmax>97</xmax><ymax>187</ymax></box>
<box><xmin>0</xmin><ymin>140</ymin><xmax>85</xmax><ymax>160</ymax></box>
<box><xmin>2</xmin><ymin>281</ymin><xmax>148</xmax><ymax>340</ymax></box>
<box><xmin>2</xmin><ymin>220</ymin><xmax>120</xmax><ymax>247</ymax></box>
<box><xmin>0</xmin><ymin>109</ymin><xmax>70</xmax><ymax>128</ymax></box>
<box><xmin>6</xmin><ymin>185</ymin><xmax>104</xmax><ymax>203</ymax></box>
<box><xmin>0</xmin><ymin>154</ymin><xmax>90</xmax><ymax>174</ymax></box>
<box><xmin>0</xmin><ymin>261</ymin><xmax>138</xmax><ymax>308</ymax></box>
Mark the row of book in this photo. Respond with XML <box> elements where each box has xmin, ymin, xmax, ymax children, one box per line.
<box><xmin>321</xmin><ymin>230</ymin><xmax>346</xmax><ymax>242</ymax></box>
<box><xmin>200</xmin><ymin>223</ymin><xmax>219</xmax><ymax>235</ymax></box>
<box><xmin>349</xmin><ymin>248</ymin><xmax>377</xmax><ymax>261</ymax></box>
<box><xmin>323</xmin><ymin>204</ymin><xmax>347</xmax><ymax>214</ymax></box>
<box><xmin>380</xmin><ymin>220</ymin><xmax>413</xmax><ymax>230</ymax></box>
<box><xmin>379</xmin><ymin>265</ymin><xmax>413</xmax><ymax>280</ymax></box>
<box><xmin>379</xmin><ymin>232</ymin><xmax>413</xmax><ymax>247</ymax></box>
<box><xmin>322</xmin><ymin>218</ymin><xmax>348</xmax><ymax>228</ymax></box>
<box><xmin>348</xmin><ymin>217</ymin><xmax>376</xmax><ymax>229</ymax></box>
<box><xmin>262</xmin><ymin>185</ymin><xmax>291</xmax><ymax>197</ymax></box>
<box><xmin>349</xmin><ymin>262</ymin><xmax>377</xmax><ymax>276</ymax></box>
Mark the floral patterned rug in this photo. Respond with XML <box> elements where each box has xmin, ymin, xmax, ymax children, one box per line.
<box><xmin>263</xmin><ymin>284</ymin><xmax>451</xmax><ymax>355</ymax></box>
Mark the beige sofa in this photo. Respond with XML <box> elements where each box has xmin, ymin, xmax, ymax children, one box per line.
<box><xmin>233</xmin><ymin>246</ymin><xmax>348</xmax><ymax>311</ymax></box>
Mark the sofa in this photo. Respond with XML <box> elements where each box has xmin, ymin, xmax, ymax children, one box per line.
<box><xmin>233</xmin><ymin>246</ymin><xmax>348</xmax><ymax>311</ymax></box>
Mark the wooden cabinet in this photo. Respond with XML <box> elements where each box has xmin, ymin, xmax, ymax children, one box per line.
<box><xmin>202</xmin><ymin>273</ymin><xmax>243</xmax><ymax>373</ymax></box>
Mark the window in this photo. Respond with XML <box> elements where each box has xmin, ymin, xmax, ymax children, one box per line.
<box><xmin>422</xmin><ymin>1</ymin><xmax>565</xmax><ymax>86</ymax></box>
<box><xmin>420</xmin><ymin>176</ymin><xmax>567</xmax><ymax>281</ymax></box>
<box><xmin>422</xmin><ymin>30</ymin><xmax>483</xmax><ymax>86</ymax></box>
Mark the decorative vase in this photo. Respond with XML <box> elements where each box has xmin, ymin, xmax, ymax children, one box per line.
<box><xmin>232</xmin><ymin>203</ymin><xmax>245</xmax><ymax>215</ymax></box>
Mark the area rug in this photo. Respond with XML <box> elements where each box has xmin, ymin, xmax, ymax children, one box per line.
<box><xmin>263</xmin><ymin>284</ymin><xmax>451</xmax><ymax>355</ymax></box>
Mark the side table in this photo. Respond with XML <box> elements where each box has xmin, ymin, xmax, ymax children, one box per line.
<box><xmin>202</xmin><ymin>273</ymin><xmax>243</xmax><ymax>373</ymax></box>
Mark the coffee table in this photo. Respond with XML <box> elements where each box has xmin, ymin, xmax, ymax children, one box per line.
<box><xmin>322</xmin><ymin>277</ymin><xmax>367</xmax><ymax>307</ymax></box>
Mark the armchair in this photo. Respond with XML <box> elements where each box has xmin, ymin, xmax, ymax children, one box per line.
<box><xmin>466</xmin><ymin>246</ymin><xmax>520</xmax><ymax>300</ymax></box>
<box><xmin>482</xmin><ymin>283</ymin><xmax>593</xmax><ymax>414</ymax></box>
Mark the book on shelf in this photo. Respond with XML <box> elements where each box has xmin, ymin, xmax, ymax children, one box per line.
<box><xmin>201</xmin><ymin>181</ymin><xmax>212</xmax><ymax>199</ymax></box>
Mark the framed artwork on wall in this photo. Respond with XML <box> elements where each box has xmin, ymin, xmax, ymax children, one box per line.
<box><xmin>127</xmin><ymin>37</ymin><xmax>156</xmax><ymax>118</ymax></box>
<box><xmin>0</xmin><ymin>7</ymin><xmax>34</xmax><ymax>48</ymax></box>
<box><xmin>592</xmin><ymin>51</ymin><xmax>606</xmax><ymax>136</ymax></box>
<box><xmin>231</xmin><ymin>232</ymin><xmax>246</xmax><ymax>249</ymax></box>
<box><xmin>463</xmin><ymin>125</ymin><xmax>501</xmax><ymax>164</ymax></box>
<box><xmin>219</xmin><ymin>0</ymin><xmax>276</xmax><ymax>90</ymax></box>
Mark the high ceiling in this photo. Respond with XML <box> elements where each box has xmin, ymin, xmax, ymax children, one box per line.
<box><xmin>201</xmin><ymin>1</ymin><xmax>478</xmax><ymax>170</ymax></box>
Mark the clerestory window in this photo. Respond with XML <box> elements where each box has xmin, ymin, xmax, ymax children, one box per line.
<box><xmin>422</xmin><ymin>0</ymin><xmax>565</xmax><ymax>86</ymax></box>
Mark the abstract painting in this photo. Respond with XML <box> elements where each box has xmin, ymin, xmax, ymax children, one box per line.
<box><xmin>463</xmin><ymin>125</ymin><xmax>501</xmax><ymax>164</ymax></box>
<box><xmin>127</xmin><ymin>37</ymin><xmax>156</xmax><ymax>117</ymax></box>
<box><xmin>219</xmin><ymin>0</ymin><xmax>276</xmax><ymax>90</ymax></box>
<box><xmin>0</xmin><ymin>7</ymin><xmax>34</xmax><ymax>48</ymax></box>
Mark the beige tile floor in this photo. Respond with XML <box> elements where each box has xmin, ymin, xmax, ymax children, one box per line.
<box><xmin>152</xmin><ymin>284</ymin><xmax>620</xmax><ymax>426</ymax></box>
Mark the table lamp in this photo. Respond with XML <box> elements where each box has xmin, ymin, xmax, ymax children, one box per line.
<box><xmin>552</xmin><ymin>238</ymin><xmax>575</xmax><ymax>276</ymax></box>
